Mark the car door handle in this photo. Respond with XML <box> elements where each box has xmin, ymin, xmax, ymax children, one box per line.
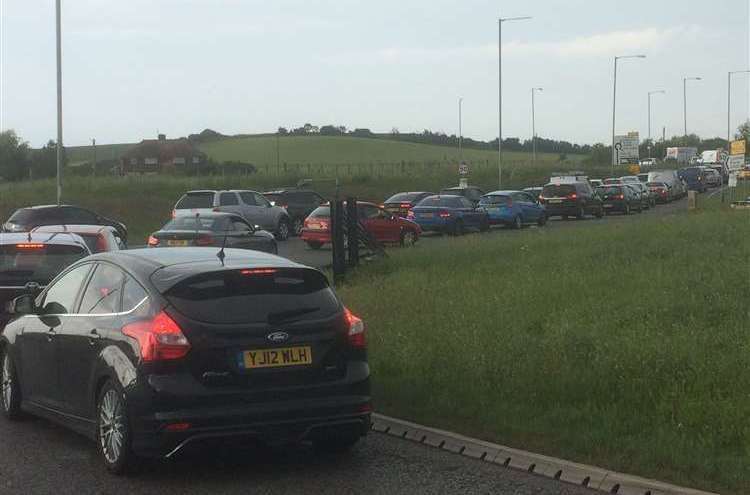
<box><xmin>88</xmin><ymin>329</ymin><xmax>101</xmax><ymax>346</ymax></box>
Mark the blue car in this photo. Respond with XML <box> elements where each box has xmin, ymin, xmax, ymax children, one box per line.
<box><xmin>410</xmin><ymin>195</ymin><xmax>489</xmax><ymax>235</ymax></box>
<box><xmin>678</xmin><ymin>167</ymin><xmax>707</xmax><ymax>193</ymax></box>
<box><xmin>478</xmin><ymin>190</ymin><xmax>547</xmax><ymax>229</ymax></box>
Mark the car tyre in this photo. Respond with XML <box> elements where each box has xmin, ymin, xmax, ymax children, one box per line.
<box><xmin>625</xmin><ymin>204</ymin><xmax>631</xmax><ymax>215</ymax></box>
<box><xmin>576</xmin><ymin>205</ymin><xmax>585</xmax><ymax>220</ymax></box>
<box><xmin>97</xmin><ymin>381</ymin><xmax>138</xmax><ymax>475</ymax></box>
<box><xmin>479</xmin><ymin>217</ymin><xmax>490</xmax><ymax>232</ymax></box>
<box><xmin>306</xmin><ymin>241</ymin><xmax>323</xmax><ymax>250</ymax></box>
<box><xmin>594</xmin><ymin>207</ymin><xmax>604</xmax><ymax>219</ymax></box>
<box><xmin>275</xmin><ymin>218</ymin><xmax>290</xmax><ymax>241</ymax></box>
<box><xmin>1</xmin><ymin>351</ymin><xmax>22</xmax><ymax>420</ymax></box>
<box><xmin>292</xmin><ymin>217</ymin><xmax>304</xmax><ymax>236</ymax></box>
<box><xmin>313</xmin><ymin>432</ymin><xmax>361</xmax><ymax>453</ymax></box>
<box><xmin>452</xmin><ymin>220</ymin><xmax>464</xmax><ymax>236</ymax></box>
<box><xmin>537</xmin><ymin>214</ymin><xmax>547</xmax><ymax>226</ymax></box>
<box><xmin>513</xmin><ymin>215</ymin><xmax>523</xmax><ymax>229</ymax></box>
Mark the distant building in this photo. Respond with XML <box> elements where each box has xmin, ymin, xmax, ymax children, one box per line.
<box><xmin>120</xmin><ymin>134</ymin><xmax>206</xmax><ymax>174</ymax></box>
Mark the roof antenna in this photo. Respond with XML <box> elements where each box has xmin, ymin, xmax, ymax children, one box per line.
<box><xmin>216</xmin><ymin>220</ymin><xmax>229</xmax><ymax>266</ymax></box>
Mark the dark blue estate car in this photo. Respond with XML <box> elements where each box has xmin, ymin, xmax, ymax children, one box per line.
<box><xmin>478</xmin><ymin>190</ymin><xmax>547</xmax><ymax>229</ymax></box>
<box><xmin>409</xmin><ymin>195</ymin><xmax>489</xmax><ymax>235</ymax></box>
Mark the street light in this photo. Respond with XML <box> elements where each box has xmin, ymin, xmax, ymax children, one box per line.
<box><xmin>647</xmin><ymin>90</ymin><xmax>665</xmax><ymax>158</ymax></box>
<box><xmin>531</xmin><ymin>87</ymin><xmax>543</xmax><ymax>167</ymax></box>
<box><xmin>498</xmin><ymin>15</ymin><xmax>532</xmax><ymax>189</ymax></box>
<box><xmin>458</xmin><ymin>97</ymin><xmax>463</xmax><ymax>162</ymax></box>
<box><xmin>55</xmin><ymin>0</ymin><xmax>63</xmax><ymax>204</ymax></box>
<box><xmin>728</xmin><ymin>70</ymin><xmax>750</xmax><ymax>147</ymax></box>
<box><xmin>683</xmin><ymin>76</ymin><xmax>702</xmax><ymax>137</ymax></box>
<box><xmin>611</xmin><ymin>54</ymin><xmax>646</xmax><ymax>173</ymax></box>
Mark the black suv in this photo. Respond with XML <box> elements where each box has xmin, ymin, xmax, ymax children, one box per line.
<box><xmin>540</xmin><ymin>181</ymin><xmax>603</xmax><ymax>219</ymax></box>
<box><xmin>3</xmin><ymin>205</ymin><xmax>128</xmax><ymax>244</ymax></box>
<box><xmin>263</xmin><ymin>189</ymin><xmax>326</xmax><ymax>236</ymax></box>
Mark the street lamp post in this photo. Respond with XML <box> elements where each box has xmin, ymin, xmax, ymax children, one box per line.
<box><xmin>458</xmin><ymin>97</ymin><xmax>463</xmax><ymax>162</ymax></box>
<box><xmin>611</xmin><ymin>55</ymin><xmax>646</xmax><ymax>174</ymax></box>
<box><xmin>531</xmin><ymin>87</ymin><xmax>543</xmax><ymax>167</ymax></box>
<box><xmin>498</xmin><ymin>15</ymin><xmax>532</xmax><ymax>189</ymax></box>
<box><xmin>683</xmin><ymin>76</ymin><xmax>702</xmax><ymax>137</ymax></box>
<box><xmin>648</xmin><ymin>90</ymin><xmax>665</xmax><ymax>158</ymax></box>
<box><xmin>55</xmin><ymin>0</ymin><xmax>63</xmax><ymax>204</ymax></box>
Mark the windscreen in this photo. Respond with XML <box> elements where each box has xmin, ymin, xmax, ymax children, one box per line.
<box><xmin>308</xmin><ymin>206</ymin><xmax>330</xmax><ymax>218</ymax></box>
<box><xmin>542</xmin><ymin>184</ymin><xmax>575</xmax><ymax>197</ymax></box>
<box><xmin>175</xmin><ymin>192</ymin><xmax>214</xmax><ymax>209</ymax></box>
<box><xmin>0</xmin><ymin>244</ymin><xmax>87</xmax><ymax>285</ymax></box>
<box><xmin>164</xmin><ymin>268</ymin><xmax>341</xmax><ymax>324</ymax></box>
<box><xmin>479</xmin><ymin>195</ymin><xmax>511</xmax><ymax>206</ymax></box>
<box><xmin>681</xmin><ymin>168</ymin><xmax>701</xmax><ymax>178</ymax></box>
<box><xmin>385</xmin><ymin>193</ymin><xmax>421</xmax><ymax>203</ymax></box>
<box><xmin>7</xmin><ymin>209</ymin><xmax>39</xmax><ymax>223</ymax></box>
<box><xmin>418</xmin><ymin>197</ymin><xmax>460</xmax><ymax>208</ymax></box>
<box><xmin>598</xmin><ymin>186</ymin><xmax>622</xmax><ymax>196</ymax></box>
<box><xmin>162</xmin><ymin>216</ymin><xmax>229</xmax><ymax>232</ymax></box>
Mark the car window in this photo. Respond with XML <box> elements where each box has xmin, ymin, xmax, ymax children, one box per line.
<box><xmin>521</xmin><ymin>193</ymin><xmax>537</xmax><ymax>203</ymax></box>
<box><xmin>467</xmin><ymin>189</ymin><xmax>483</xmax><ymax>201</ymax></box>
<box><xmin>233</xmin><ymin>220</ymin><xmax>252</xmax><ymax>232</ymax></box>
<box><xmin>459</xmin><ymin>197</ymin><xmax>474</xmax><ymax>208</ymax></box>
<box><xmin>239</xmin><ymin>192</ymin><xmax>257</xmax><ymax>206</ymax></box>
<box><xmin>219</xmin><ymin>192</ymin><xmax>239</xmax><ymax>206</ymax></box>
<box><xmin>175</xmin><ymin>192</ymin><xmax>215</xmax><ymax>209</ymax></box>
<box><xmin>359</xmin><ymin>205</ymin><xmax>381</xmax><ymax>219</ymax></box>
<box><xmin>122</xmin><ymin>275</ymin><xmax>149</xmax><ymax>317</ymax></box>
<box><xmin>309</xmin><ymin>206</ymin><xmax>330</xmax><ymax>218</ymax></box>
<box><xmin>41</xmin><ymin>263</ymin><xmax>93</xmax><ymax>314</ymax></box>
<box><xmin>79</xmin><ymin>263</ymin><xmax>125</xmax><ymax>314</ymax></box>
<box><xmin>510</xmin><ymin>192</ymin><xmax>526</xmax><ymax>203</ymax></box>
<box><xmin>542</xmin><ymin>184</ymin><xmax>575</xmax><ymax>196</ymax></box>
<box><xmin>0</xmin><ymin>243</ymin><xmax>88</xmax><ymax>286</ymax></box>
<box><xmin>253</xmin><ymin>193</ymin><xmax>270</xmax><ymax>207</ymax></box>
<box><xmin>8</xmin><ymin>208</ymin><xmax>45</xmax><ymax>224</ymax></box>
<box><xmin>479</xmin><ymin>195</ymin><xmax>510</xmax><ymax>206</ymax></box>
<box><xmin>61</xmin><ymin>207</ymin><xmax>98</xmax><ymax>225</ymax></box>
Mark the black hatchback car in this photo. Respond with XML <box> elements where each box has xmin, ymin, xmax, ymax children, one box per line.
<box><xmin>0</xmin><ymin>248</ymin><xmax>370</xmax><ymax>473</ymax></box>
<box><xmin>439</xmin><ymin>186</ymin><xmax>485</xmax><ymax>206</ymax></box>
<box><xmin>3</xmin><ymin>205</ymin><xmax>128</xmax><ymax>244</ymax></box>
<box><xmin>596</xmin><ymin>185</ymin><xmax>640</xmax><ymax>215</ymax></box>
<box><xmin>263</xmin><ymin>189</ymin><xmax>326</xmax><ymax>236</ymax></box>
<box><xmin>539</xmin><ymin>182</ymin><xmax>603</xmax><ymax>219</ymax></box>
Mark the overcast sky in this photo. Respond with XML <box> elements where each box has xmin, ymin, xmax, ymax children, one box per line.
<box><xmin>1</xmin><ymin>0</ymin><xmax>749</xmax><ymax>147</ymax></box>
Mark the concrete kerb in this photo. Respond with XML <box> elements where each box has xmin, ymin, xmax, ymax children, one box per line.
<box><xmin>370</xmin><ymin>413</ymin><xmax>718</xmax><ymax>495</ymax></box>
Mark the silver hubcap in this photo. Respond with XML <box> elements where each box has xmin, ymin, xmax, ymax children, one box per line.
<box><xmin>2</xmin><ymin>355</ymin><xmax>12</xmax><ymax>411</ymax></box>
<box><xmin>293</xmin><ymin>219</ymin><xmax>303</xmax><ymax>235</ymax></box>
<box><xmin>99</xmin><ymin>389</ymin><xmax>125</xmax><ymax>464</ymax></box>
<box><xmin>279</xmin><ymin>222</ymin><xmax>289</xmax><ymax>239</ymax></box>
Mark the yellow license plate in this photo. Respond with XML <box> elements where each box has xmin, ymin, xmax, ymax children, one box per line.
<box><xmin>167</xmin><ymin>240</ymin><xmax>189</xmax><ymax>246</ymax></box>
<box><xmin>242</xmin><ymin>346</ymin><xmax>312</xmax><ymax>369</ymax></box>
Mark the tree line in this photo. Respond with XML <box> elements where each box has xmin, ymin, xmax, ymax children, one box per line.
<box><xmin>0</xmin><ymin>130</ymin><xmax>67</xmax><ymax>181</ymax></box>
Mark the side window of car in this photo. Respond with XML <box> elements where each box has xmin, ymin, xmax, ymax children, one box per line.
<box><xmin>219</xmin><ymin>192</ymin><xmax>239</xmax><ymax>206</ymax></box>
<box><xmin>460</xmin><ymin>197</ymin><xmax>474</xmax><ymax>208</ymax></box>
<box><xmin>41</xmin><ymin>264</ymin><xmax>93</xmax><ymax>314</ymax></box>
<box><xmin>233</xmin><ymin>220</ymin><xmax>252</xmax><ymax>232</ymax></box>
<box><xmin>238</xmin><ymin>192</ymin><xmax>256</xmax><ymax>206</ymax></box>
<box><xmin>79</xmin><ymin>263</ymin><xmax>125</xmax><ymax>315</ymax></box>
<box><xmin>359</xmin><ymin>205</ymin><xmax>380</xmax><ymax>219</ymax></box>
<box><xmin>122</xmin><ymin>275</ymin><xmax>149</xmax><ymax>318</ymax></box>
<box><xmin>253</xmin><ymin>193</ymin><xmax>270</xmax><ymax>207</ymax></box>
<box><xmin>62</xmin><ymin>207</ymin><xmax>98</xmax><ymax>225</ymax></box>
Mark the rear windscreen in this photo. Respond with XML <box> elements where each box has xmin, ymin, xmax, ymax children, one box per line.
<box><xmin>385</xmin><ymin>193</ymin><xmax>420</xmax><ymax>203</ymax></box>
<box><xmin>308</xmin><ymin>206</ymin><xmax>330</xmax><ymax>218</ymax></box>
<box><xmin>7</xmin><ymin>209</ymin><xmax>39</xmax><ymax>223</ymax></box>
<box><xmin>681</xmin><ymin>168</ymin><xmax>701</xmax><ymax>178</ymax></box>
<box><xmin>598</xmin><ymin>186</ymin><xmax>622</xmax><ymax>195</ymax></box>
<box><xmin>164</xmin><ymin>268</ymin><xmax>340</xmax><ymax>324</ymax></box>
<box><xmin>418</xmin><ymin>197</ymin><xmax>460</xmax><ymax>208</ymax></box>
<box><xmin>542</xmin><ymin>184</ymin><xmax>575</xmax><ymax>196</ymax></box>
<box><xmin>479</xmin><ymin>195</ymin><xmax>511</xmax><ymax>206</ymax></box>
<box><xmin>0</xmin><ymin>244</ymin><xmax>87</xmax><ymax>285</ymax></box>
<box><xmin>175</xmin><ymin>192</ymin><xmax>214</xmax><ymax>209</ymax></box>
<box><xmin>163</xmin><ymin>216</ymin><xmax>229</xmax><ymax>232</ymax></box>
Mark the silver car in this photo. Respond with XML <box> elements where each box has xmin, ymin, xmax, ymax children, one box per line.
<box><xmin>173</xmin><ymin>190</ymin><xmax>292</xmax><ymax>240</ymax></box>
<box><xmin>646</xmin><ymin>170</ymin><xmax>687</xmax><ymax>200</ymax></box>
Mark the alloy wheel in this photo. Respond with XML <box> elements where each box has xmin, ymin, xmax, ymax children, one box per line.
<box><xmin>293</xmin><ymin>218</ymin><xmax>304</xmax><ymax>236</ymax></box>
<box><xmin>99</xmin><ymin>389</ymin><xmax>125</xmax><ymax>464</ymax></box>
<box><xmin>402</xmin><ymin>231</ymin><xmax>417</xmax><ymax>246</ymax></box>
<box><xmin>2</xmin><ymin>355</ymin><xmax>12</xmax><ymax>412</ymax></box>
<box><xmin>277</xmin><ymin>220</ymin><xmax>290</xmax><ymax>240</ymax></box>
<box><xmin>514</xmin><ymin>216</ymin><xmax>522</xmax><ymax>229</ymax></box>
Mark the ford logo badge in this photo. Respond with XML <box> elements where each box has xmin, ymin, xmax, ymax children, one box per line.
<box><xmin>267</xmin><ymin>331</ymin><xmax>289</xmax><ymax>344</ymax></box>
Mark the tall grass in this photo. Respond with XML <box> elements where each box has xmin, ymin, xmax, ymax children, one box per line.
<box><xmin>336</xmin><ymin>205</ymin><xmax>750</xmax><ymax>493</ymax></box>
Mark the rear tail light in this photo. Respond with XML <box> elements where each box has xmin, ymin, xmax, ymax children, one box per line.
<box><xmin>147</xmin><ymin>235</ymin><xmax>159</xmax><ymax>247</ymax></box>
<box><xmin>122</xmin><ymin>310</ymin><xmax>191</xmax><ymax>362</ymax></box>
<box><xmin>438</xmin><ymin>211</ymin><xmax>451</xmax><ymax>218</ymax></box>
<box><xmin>616</xmin><ymin>194</ymin><xmax>624</xmax><ymax>200</ymax></box>
<box><xmin>15</xmin><ymin>243</ymin><xmax>45</xmax><ymax>249</ymax></box>
<box><xmin>212</xmin><ymin>207</ymin><xmax>221</xmax><ymax>212</ymax></box>
<box><xmin>344</xmin><ymin>307</ymin><xmax>366</xmax><ymax>348</ymax></box>
<box><xmin>566</xmin><ymin>192</ymin><xmax>578</xmax><ymax>200</ymax></box>
<box><xmin>165</xmin><ymin>422</ymin><xmax>191</xmax><ymax>432</ymax></box>
<box><xmin>171</xmin><ymin>209</ymin><xmax>176</xmax><ymax>219</ymax></box>
<box><xmin>400</xmin><ymin>203</ymin><xmax>412</xmax><ymax>209</ymax></box>
<box><xmin>407</xmin><ymin>210</ymin><xmax>415</xmax><ymax>219</ymax></box>
<box><xmin>195</xmin><ymin>234</ymin><xmax>214</xmax><ymax>246</ymax></box>
<box><xmin>240</xmin><ymin>268</ymin><xmax>276</xmax><ymax>275</ymax></box>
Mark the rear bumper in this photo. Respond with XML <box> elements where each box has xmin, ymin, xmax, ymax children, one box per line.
<box><xmin>128</xmin><ymin>363</ymin><xmax>371</xmax><ymax>458</ymax></box>
<box><xmin>543</xmin><ymin>203</ymin><xmax>579</xmax><ymax>216</ymax></box>
<box><xmin>602</xmin><ymin>201</ymin><xmax>628</xmax><ymax>212</ymax></box>
<box><xmin>300</xmin><ymin>230</ymin><xmax>331</xmax><ymax>244</ymax></box>
<box><xmin>414</xmin><ymin>218</ymin><xmax>451</xmax><ymax>232</ymax></box>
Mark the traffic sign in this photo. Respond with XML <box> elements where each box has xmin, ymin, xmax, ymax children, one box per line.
<box><xmin>458</xmin><ymin>161</ymin><xmax>469</xmax><ymax>176</ymax></box>
<box><xmin>614</xmin><ymin>133</ymin><xmax>639</xmax><ymax>164</ymax></box>
<box><xmin>730</xmin><ymin>139</ymin><xmax>746</xmax><ymax>156</ymax></box>
<box><xmin>727</xmin><ymin>154</ymin><xmax>744</xmax><ymax>171</ymax></box>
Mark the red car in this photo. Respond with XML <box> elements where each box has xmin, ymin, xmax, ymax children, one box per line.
<box><xmin>301</xmin><ymin>201</ymin><xmax>421</xmax><ymax>249</ymax></box>
<box><xmin>31</xmin><ymin>224</ymin><xmax>124</xmax><ymax>253</ymax></box>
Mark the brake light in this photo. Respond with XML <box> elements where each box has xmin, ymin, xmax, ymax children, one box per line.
<box><xmin>95</xmin><ymin>235</ymin><xmax>108</xmax><ymax>253</ymax></box>
<box><xmin>212</xmin><ymin>207</ymin><xmax>221</xmax><ymax>212</ymax></box>
<box><xmin>438</xmin><ymin>211</ymin><xmax>451</xmax><ymax>218</ymax></box>
<box><xmin>400</xmin><ymin>203</ymin><xmax>412</xmax><ymax>209</ymax></box>
<box><xmin>407</xmin><ymin>210</ymin><xmax>415</xmax><ymax>219</ymax></box>
<box><xmin>616</xmin><ymin>194</ymin><xmax>624</xmax><ymax>200</ymax></box>
<box><xmin>240</xmin><ymin>268</ymin><xmax>277</xmax><ymax>275</ymax></box>
<box><xmin>344</xmin><ymin>307</ymin><xmax>366</xmax><ymax>348</ymax></box>
<box><xmin>15</xmin><ymin>243</ymin><xmax>44</xmax><ymax>249</ymax></box>
<box><xmin>147</xmin><ymin>235</ymin><xmax>159</xmax><ymax>247</ymax></box>
<box><xmin>122</xmin><ymin>311</ymin><xmax>191</xmax><ymax>362</ymax></box>
<box><xmin>566</xmin><ymin>192</ymin><xmax>578</xmax><ymax>200</ymax></box>
<box><xmin>165</xmin><ymin>422</ymin><xmax>191</xmax><ymax>432</ymax></box>
<box><xmin>194</xmin><ymin>234</ymin><xmax>214</xmax><ymax>246</ymax></box>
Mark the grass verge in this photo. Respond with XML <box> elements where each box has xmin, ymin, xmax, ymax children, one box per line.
<box><xmin>335</xmin><ymin>205</ymin><xmax>750</xmax><ymax>493</ymax></box>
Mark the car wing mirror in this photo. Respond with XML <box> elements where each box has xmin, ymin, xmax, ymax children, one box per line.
<box><xmin>9</xmin><ymin>293</ymin><xmax>37</xmax><ymax>315</ymax></box>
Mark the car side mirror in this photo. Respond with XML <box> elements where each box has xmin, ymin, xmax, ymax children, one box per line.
<box><xmin>42</xmin><ymin>301</ymin><xmax>67</xmax><ymax>316</ymax></box>
<box><xmin>9</xmin><ymin>294</ymin><xmax>37</xmax><ymax>315</ymax></box>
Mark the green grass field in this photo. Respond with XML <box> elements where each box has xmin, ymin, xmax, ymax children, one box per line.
<box><xmin>335</xmin><ymin>203</ymin><xmax>750</xmax><ymax>494</ymax></box>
